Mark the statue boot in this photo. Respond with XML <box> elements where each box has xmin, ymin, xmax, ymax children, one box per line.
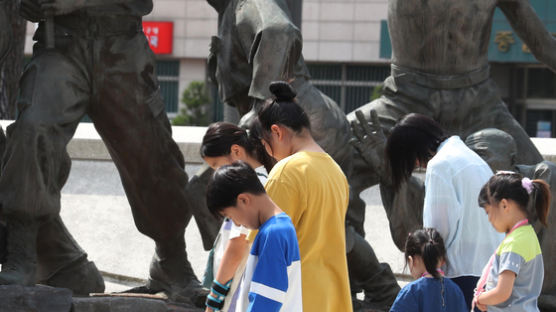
<box><xmin>186</xmin><ymin>165</ymin><xmax>220</xmax><ymax>251</ymax></box>
<box><xmin>0</xmin><ymin>221</ymin><xmax>6</xmax><ymax>263</ymax></box>
<box><xmin>0</xmin><ymin>218</ymin><xmax>38</xmax><ymax>286</ymax></box>
<box><xmin>36</xmin><ymin>216</ymin><xmax>105</xmax><ymax>295</ymax></box>
<box><xmin>347</xmin><ymin>227</ymin><xmax>400</xmax><ymax>311</ymax></box>
<box><xmin>147</xmin><ymin>236</ymin><xmax>208</xmax><ymax>307</ymax></box>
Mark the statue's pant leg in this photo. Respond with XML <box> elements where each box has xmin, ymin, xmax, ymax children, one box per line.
<box><xmin>87</xmin><ymin>33</ymin><xmax>204</xmax><ymax>305</ymax></box>
<box><xmin>346</xmin><ymin>226</ymin><xmax>400</xmax><ymax>309</ymax></box>
<box><xmin>0</xmin><ymin>50</ymin><xmax>91</xmax><ymax>286</ymax></box>
<box><xmin>458</xmin><ymin>81</ymin><xmax>543</xmax><ymax>165</ymax></box>
<box><xmin>37</xmin><ymin>216</ymin><xmax>105</xmax><ymax>294</ymax></box>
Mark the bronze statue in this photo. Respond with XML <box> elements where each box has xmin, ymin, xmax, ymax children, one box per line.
<box><xmin>203</xmin><ymin>0</ymin><xmax>401</xmax><ymax>309</ymax></box>
<box><xmin>0</xmin><ymin>0</ymin><xmax>205</xmax><ymax>306</ymax></box>
<box><xmin>465</xmin><ymin>128</ymin><xmax>556</xmax><ymax>312</ymax></box>
<box><xmin>0</xmin><ymin>0</ymin><xmax>9</xmax><ymax>64</ymax></box>
<box><xmin>347</xmin><ymin>0</ymin><xmax>556</xmax><ymax>254</ymax></box>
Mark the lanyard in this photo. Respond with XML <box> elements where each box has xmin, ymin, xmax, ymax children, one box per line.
<box><xmin>421</xmin><ymin>268</ymin><xmax>445</xmax><ymax>278</ymax></box>
<box><xmin>474</xmin><ymin>219</ymin><xmax>529</xmax><ymax>298</ymax></box>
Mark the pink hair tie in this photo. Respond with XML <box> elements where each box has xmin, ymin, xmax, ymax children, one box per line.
<box><xmin>522</xmin><ymin>178</ymin><xmax>534</xmax><ymax>194</ymax></box>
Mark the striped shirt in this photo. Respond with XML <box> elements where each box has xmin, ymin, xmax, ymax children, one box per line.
<box><xmin>486</xmin><ymin>225</ymin><xmax>543</xmax><ymax>312</ymax></box>
<box><xmin>236</xmin><ymin>213</ymin><xmax>302</xmax><ymax>312</ymax></box>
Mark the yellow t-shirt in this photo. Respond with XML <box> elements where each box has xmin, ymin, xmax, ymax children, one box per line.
<box><xmin>264</xmin><ymin>151</ymin><xmax>352</xmax><ymax>312</ymax></box>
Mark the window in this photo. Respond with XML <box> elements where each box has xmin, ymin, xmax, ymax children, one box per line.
<box><xmin>156</xmin><ymin>60</ymin><xmax>180</xmax><ymax>114</ymax></box>
<box><xmin>307</xmin><ymin>63</ymin><xmax>390</xmax><ymax>114</ymax></box>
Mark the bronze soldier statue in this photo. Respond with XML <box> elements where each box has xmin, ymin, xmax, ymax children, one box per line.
<box><xmin>0</xmin><ymin>0</ymin><xmax>206</xmax><ymax>306</ymax></box>
<box><xmin>347</xmin><ymin>0</ymin><xmax>556</xmax><ymax>258</ymax></box>
<box><xmin>465</xmin><ymin>129</ymin><xmax>556</xmax><ymax>312</ymax></box>
<box><xmin>203</xmin><ymin>0</ymin><xmax>401</xmax><ymax>309</ymax></box>
<box><xmin>0</xmin><ymin>0</ymin><xmax>9</xmax><ymax>64</ymax></box>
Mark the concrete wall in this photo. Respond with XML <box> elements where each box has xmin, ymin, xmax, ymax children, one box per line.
<box><xmin>24</xmin><ymin>1</ymin><xmax>390</xmax><ymax>64</ymax></box>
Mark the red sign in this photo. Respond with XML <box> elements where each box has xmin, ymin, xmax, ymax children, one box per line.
<box><xmin>143</xmin><ymin>22</ymin><xmax>173</xmax><ymax>55</ymax></box>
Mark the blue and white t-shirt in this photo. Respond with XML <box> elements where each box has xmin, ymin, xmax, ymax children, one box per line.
<box><xmin>236</xmin><ymin>213</ymin><xmax>302</xmax><ymax>312</ymax></box>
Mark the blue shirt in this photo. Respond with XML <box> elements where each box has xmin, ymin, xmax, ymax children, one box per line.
<box><xmin>236</xmin><ymin>213</ymin><xmax>303</xmax><ymax>312</ymax></box>
<box><xmin>390</xmin><ymin>277</ymin><xmax>467</xmax><ymax>312</ymax></box>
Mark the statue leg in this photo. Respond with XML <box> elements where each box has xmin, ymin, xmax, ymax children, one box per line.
<box><xmin>0</xmin><ymin>0</ymin><xmax>9</xmax><ymax>64</ymax></box>
<box><xmin>88</xmin><ymin>32</ymin><xmax>206</xmax><ymax>306</ymax></box>
<box><xmin>36</xmin><ymin>216</ymin><xmax>105</xmax><ymax>295</ymax></box>
<box><xmin>346</xmin><ymin>226</ymin><xmax>400</xmax><ymax>311</ymax></box>
<box><xmin>0</xmin><ymin>50</ymin><xmax>92</xmax><ymax>286</ymax></box>
<box><xmin>433</xmin><ymin>79</ymin><xmax>543</xmax><ymax>165</ymax></box>
<box><xmin>186</xmin><ymin>165</ymin><xmax>221</xmax><ymax>251</ymax></box>
<box><xmin>478</xmin><ymin>99</ymin><xmax>543</xmax><ymax>165</ymax></box>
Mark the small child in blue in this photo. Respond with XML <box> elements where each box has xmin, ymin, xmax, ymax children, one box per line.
<box><xmin>206</xmin><ymin>161</ymin><xmax>302</xmax><ymax>312</ymax></box>
<box><xmin>390</xmin><ymin>228</ymin><xmax>467</xmax><ymax>312</ymax></box>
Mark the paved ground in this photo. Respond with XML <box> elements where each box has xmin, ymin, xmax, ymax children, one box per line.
<box><xmin>59</xmin><ymin>160</ymin><xmax>407</xmax><ymax>292</ymax></box>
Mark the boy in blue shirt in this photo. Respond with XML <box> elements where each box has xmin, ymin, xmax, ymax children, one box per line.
<box><xmin>206</xmin><ymin>161</ymin><xmax>302</xmax><ymax>312</ymax></box>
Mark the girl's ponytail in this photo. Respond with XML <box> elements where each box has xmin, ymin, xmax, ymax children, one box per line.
<box><xmin>532</xmin><ymin>179</ymin><xmax>551</xmax><ymax>226</ymax></box>
<box><xmin>405</xmin><ymin>228</ymin><xmax>446</xmax><ymax>279</ymax></box>
<box><xmin>479</xmin><ymin>172</ymin><xmax>551</xmax><ymax>228</ymax></box>
<box><xmin>422</xmin><ymin>228</ymin><xmax>445</xmax><ymax>279</ymax></box>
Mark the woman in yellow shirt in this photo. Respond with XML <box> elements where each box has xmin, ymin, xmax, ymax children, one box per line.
<box><xmin>256</xmin><ymin>81</ymin><xmax>352</xmax><ymax>312</ymax></box>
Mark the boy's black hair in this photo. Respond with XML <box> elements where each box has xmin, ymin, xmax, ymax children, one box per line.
<box><xmin>258</xmin><ymin>81</ymin><xmax>311</xmax><ymax>142</ymax></box>
<box><xmin>405</xmin><ymin>228</ymin><xmax>446</xmax><ymax>279</ymax></box>
<box><xmin>206</xmin><ymin>161</ymin><xmax>266</xmax><ymax>216</ymax></box>
<box><xmin>385</xmin><ymin>113</ymin><xmax>447</xmax><ymax>192</ymax></box>
<box><xmin>479</xmin><ymin>172</ymin><xmax>551</xmax><ymax>227</ymax></box>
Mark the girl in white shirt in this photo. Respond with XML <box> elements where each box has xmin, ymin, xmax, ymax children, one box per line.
<box><xmin>385</xmin><ymin>113</ymin><xmax>503</xmax><ymax>311</ymax></box>
<box><xmin>201</xmin><ymin>121</ymin><xmax>273</xmax><ymax>312</ymax></box>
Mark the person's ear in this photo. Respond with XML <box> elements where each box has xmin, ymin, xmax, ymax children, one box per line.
<box><xmin>270</xmin><ymin>124</ymin><xmax>282</xmax><ymax>141</ymax></box>
<box><xmin>408</xmin><ymin>256</ymin><xmax>414</xmax><ymax>268</ymax></box>
<box><xmin>500</xmin><ymin>199</ymin><xmax>509</xmax><ymax>212</ymax></box>
<box><xmin>230</xmin><ymin>144</ymin><xmax>242</xmax><ymax>158</ymax></box>
<box><xmin>237</xmin><ymin>193</ymin><xmax>251</xmax><ymax>207</ymax></box>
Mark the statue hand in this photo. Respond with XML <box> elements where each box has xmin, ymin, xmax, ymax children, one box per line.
<box><xmin>350</xmin><ymin>109</ymin><xmax>387</xmax><ymax>176</ymax></box>
<box><xmin>38</xmin><ymin>0</ymin><xmax>86</xmax><ymax>16</ymax></box>
<box><xmin>20</xmin><ymin>0</ymin><xmax>44</xmax><ymax>22</ymax></box>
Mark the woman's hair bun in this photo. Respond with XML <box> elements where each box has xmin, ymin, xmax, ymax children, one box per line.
<box><xmin>269</xmin><ymin>81</ymin><xmax>296</xmax><ymax>101</ymax></box>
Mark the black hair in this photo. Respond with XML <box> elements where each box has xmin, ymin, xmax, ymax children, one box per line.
<box><xmin>385</xmin><ymin>113</ymin><xmax>447</xmax><ymax>191</ymax></box>
<box><xmin>405</xmin><ymin>228</ymin><xmax>446</xmax><ymax>279</ymax></box>
<box><xmin>248</xmin><ymin>118</ymin><xmax>276</xmax><ymax>173</ymax></box>
<box><xmin>201</xmin><ymin>122</ymin><xmax>274</xmax><ymax>172</ymax></box>
<box><xmin>258</xmin><ymin>81</ymin><xmax>311</xmax><ymax>143</ymax></box>
<box><xmin>478</xmin><ymin>172</ymin><xmax>551</xmax><ymax>227</ymax></box>
<box><xmin>206</xmin><ymin>161</ymin><xmax>266</xmax><ymax>216</ymax></box>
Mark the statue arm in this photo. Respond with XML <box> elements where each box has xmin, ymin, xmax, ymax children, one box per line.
<box><xmin>499</xmin><ymin>0</ymin><xmax>556</xmax><ymax>72</ymax></box>
<box><xmin>239</xmin><ymin>18</ymin><xmax>302</xmax><ymax>101</ymax></box>
<box><xmin>380</xmin><ymin>177</ymin><xmax>424</xmax><ymax>251</ymax></box>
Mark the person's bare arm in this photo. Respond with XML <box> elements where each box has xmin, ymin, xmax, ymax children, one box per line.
<box><xmin>213</xmin><ymin>235</ymin><xmax>249</xmax><ymax>285</ymax></box>
<box><xmin>477</xmin><ymin>270</ymin><xmax>516</xmax><ymax>306</ymax></box>
<box><xmin>205</xmin><ymin>235</ymin><xmax>250</xmax><ymax>312</ymax></box>
<box><xmin>499</xmin><ymin>0</ymin><xmax>556</xmax><ymax>72</ymax></box>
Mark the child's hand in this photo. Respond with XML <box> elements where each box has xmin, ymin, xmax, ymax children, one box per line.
<box><xmin>473</xmin><ymin>296</ymin><xmax>488</xmax><ymax>311</ymax></box>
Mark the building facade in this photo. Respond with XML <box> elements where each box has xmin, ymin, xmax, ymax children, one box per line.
<box><xmin>23</xmin><ymin>0</ymin><xmax>556</xmax><ymax>137</ymax></box>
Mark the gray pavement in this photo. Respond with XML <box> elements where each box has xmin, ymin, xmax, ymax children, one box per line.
<box><xmin>0</xmin><ymin>121</ymin><xmax>552</xmax><ymax>294</ymax></box>
<box><xmin>59</xmin><ymin>160</ymin><xmax>406</xmax><ymax>292</ymax></box>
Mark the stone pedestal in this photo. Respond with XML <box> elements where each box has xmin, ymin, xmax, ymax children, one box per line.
<box><xmin>0</xmin><ymin>285</ymin><xmax>72</xmax><ymax>312</ymax></box>
<box><xmin>0</xmin><ymin>286</ymin><xmax>203</xmax><ymax>312</ymax></box>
